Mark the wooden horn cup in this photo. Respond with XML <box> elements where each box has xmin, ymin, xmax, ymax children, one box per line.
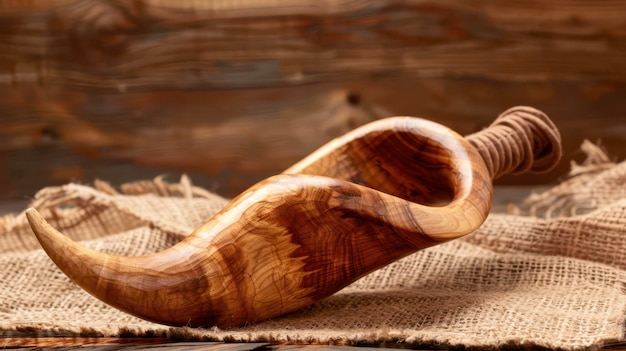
<box><xmin>25</xmin><ymin>106</ymin><xmax>561</xmax><ymax>328</ymax></box>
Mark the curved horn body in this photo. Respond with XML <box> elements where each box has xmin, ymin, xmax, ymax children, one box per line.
<box><xmin>26</xmin><ymin>107</ymin><xmax>561</xmax><ymax>328</ymax></box>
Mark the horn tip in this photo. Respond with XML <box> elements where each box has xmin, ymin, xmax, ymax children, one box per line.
<box><xmin>25</xmin><ymin>207</ymin><xmax>46</xmax><ymax>235</ymax></box>
<box><xmin>25</xmin><ymin>208</ymin><xmax>63</xmax><ymax>251</ymax></box>
<box><xmin>25</xmin><ymin>207</ymin><xmax>40</xmax><ymax>220</ymax></box>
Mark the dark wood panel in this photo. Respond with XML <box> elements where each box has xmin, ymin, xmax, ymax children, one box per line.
<box><xmin>0</xmin><ymin>0</ymin><xmax>625</xmax><ymax>200</ymax></box>
<box><xmin>1</xmin><ymin>0</ymin><xmax>626</xmax><ymax>89</ymax></box>
<box><xmin>1</xmin><ymin>77</ymin><xmax>624</xmax><ymax>200</ymax></box>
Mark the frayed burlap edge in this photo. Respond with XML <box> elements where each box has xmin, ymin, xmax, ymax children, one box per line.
<box><xmin>30</xmin><ymin>174</ymin><xmax>228</xmax><ymax>236</ymax></box>
<box><xmin>0</xmin><ymin>175</ymin><xmax>230</xmax><ymax>254</ymax></box>
<box><xmin>510</xmin><ymin>140</ymin><xmax>620</xmax><ymax>218</ymax></box>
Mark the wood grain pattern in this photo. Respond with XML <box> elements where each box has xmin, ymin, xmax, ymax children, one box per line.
<box><xmin>0</xmin><ymin>0</ymin><xmax>624</xmax><ymax>200</ymax></box>
<box><xmin>3</xmin><ymin>336</ymin><xmax>626</xmax><ymax>350</ymax></box>
<box><xmin>2</xmin><ymin>0</ymin><xmax>626</xmax><ymax>87</ymax></box>
<box><xmin>25</xmin><ymin>109</ymin><xmax>561</xmax><ymax>328</ymax></box>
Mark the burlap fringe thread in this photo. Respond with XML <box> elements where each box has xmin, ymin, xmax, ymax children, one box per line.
<box><xmin>1</xmin><ymin>141</ymin><xmax>625</xmax><ymax>351</ymax></box>
<box><xmin>511</xmin><ymin>140</ymin><xmax>621</xmax><ymax>218</ymax></box>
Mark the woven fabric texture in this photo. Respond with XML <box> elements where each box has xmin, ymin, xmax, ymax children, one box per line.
<box><xmin>1</xmin><ymin>145</ymin><xmax>625</xmax><ymax>350</ymax></box>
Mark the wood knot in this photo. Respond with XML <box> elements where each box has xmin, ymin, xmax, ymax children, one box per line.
<box><xmin>56</xmin><ymin>0</ymin><xmax>147</xmax><ymax>65</ymax></box>
<box><xmin>320</xmin><ymin>91</ymin><xmax>389</xmax><ymax>137</ymax></box>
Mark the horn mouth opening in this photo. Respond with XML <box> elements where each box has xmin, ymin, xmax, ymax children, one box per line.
<box><xmin>353</xmin><ymin>127</ymin><xmax>460</xmax><ymax>207</ymax></box>
<box><xmin>286</xmin><ymin>116</ymin><xmax>476</xmax><ymax>208</ymax></box>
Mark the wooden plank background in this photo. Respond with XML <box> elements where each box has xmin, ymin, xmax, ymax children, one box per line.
<box><xmin>1</xmin><ymin>0</ymin><xmax>625</xmax><ymax>201</ymax></box>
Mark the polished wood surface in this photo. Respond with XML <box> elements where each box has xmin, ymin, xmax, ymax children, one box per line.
<box><xmin>25</xmin><ymin>108</ymin><xmax>561</xmax><ymax>328</ymax></box>
<box><xmin>1</xmin><ymin>0</ymin><xmax>624</xmax><ymax>201</ymax></box>
<box><xmin>2</xmin><ymin>331</ymin><xmax>626</xmax><ymax>350</ymax></box>
<box><xmin>3</xmin><ymin>315</ymin><xmax>626</xmax><ymax>349</ymax></box>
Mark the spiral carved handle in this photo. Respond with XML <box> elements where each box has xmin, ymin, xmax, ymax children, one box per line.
<box><xmin>25</xmin><ymin>106</ymin><xmax>561</xmax><ymax>328</ymax></box>
<box><xmin>466</xmin><ymin>106</ymin><xmax>562</xmax><ymax>180</ymax></box>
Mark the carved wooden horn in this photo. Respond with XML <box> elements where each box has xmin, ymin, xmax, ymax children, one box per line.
<box><xmin>26</xmin><ymin>106</ymin><xmax>561</xmax><ymax>328</ymax></box>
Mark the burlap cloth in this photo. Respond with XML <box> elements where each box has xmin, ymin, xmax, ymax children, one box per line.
<box><xmin>1</xmin><ymin>141</ymin><xmax>625</xmax><ymax>350</ymax></box>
